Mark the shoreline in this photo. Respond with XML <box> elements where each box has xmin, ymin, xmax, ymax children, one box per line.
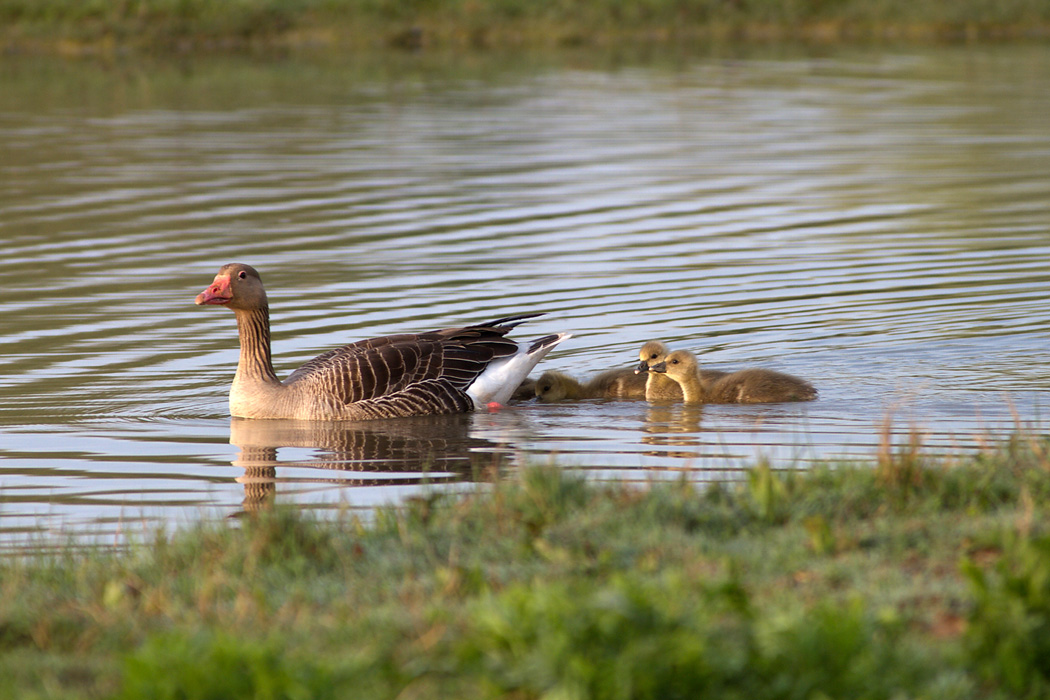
<box><xmin>3</xmin><ymin>9</ymin><xmax>1050</xmax><ymax>58</ymax></box>
<box><xmin>4</xmin><ymin>435</ymin><xmax>1050</xmax><ymax>697</ymax></box>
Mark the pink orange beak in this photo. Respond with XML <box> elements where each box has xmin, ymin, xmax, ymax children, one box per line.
<box><xmin>195</xmin><ymin>275</ymin><xmax>232</xmax><ymax>305</ymax></box>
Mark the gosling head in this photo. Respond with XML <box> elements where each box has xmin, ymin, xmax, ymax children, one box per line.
<box><xmin>534</xmin><ymin>370</ymin><xmax>577</xmax><ymax>402</ymax></box>
<box><xmin>647</xmin><ymin>349</ymin><xmax>699</xmax><ymax>381</ymax></box>
<box><xmin>636</xmin><ymin>340</ymin><xmax>671</xmax><ymax>374</ymax></box>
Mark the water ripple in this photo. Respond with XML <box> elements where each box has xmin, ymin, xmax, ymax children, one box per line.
<box><xmin>2</xmin><ymin>47</ymin><xmax>1049</xmax><ymax>544</ymax></box>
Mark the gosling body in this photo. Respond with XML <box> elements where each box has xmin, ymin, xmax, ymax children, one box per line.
<box><xmin>535</xmin><ymin>367</ymin><xmax>647</xmax><ymax>402</ymax></box>
<box><xmin>650</xmin><ymin>349</ymin><xmax>816</xmax><ymax>404</ymax></box>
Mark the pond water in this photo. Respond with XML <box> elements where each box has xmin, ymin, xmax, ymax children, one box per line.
<box><xmin>2</xmin><ymin>45</ymin><xmax>1049</xmax><ymax>548</ymax></box>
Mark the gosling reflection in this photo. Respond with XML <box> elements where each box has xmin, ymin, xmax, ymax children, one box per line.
<box><xmin>641</xmin><ymin>401</ymin><xmax>812</xmax><ymax>471</ymax></box>
<box><xmin>641</xmin><ymin>404</ymin><xmax>753</xmax><ymax>465</ymax></box>
<box><xmin>643</xmin><ymin>403</ymin><xmax>705</xmax><ymax>434</ymax></box>
<box><xmin>229</xmin><ymin>414</ymin><xmax>507</xmax><ymax>513</ymax></box>
<box><xmin>641</xmin><ymin>404</ymin><xmax>708</xmax><ymax>459</ymax></box>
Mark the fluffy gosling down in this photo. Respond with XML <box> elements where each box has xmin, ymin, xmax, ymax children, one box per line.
<box><xmin>647</xmin><ymin>349</ymin><xmax>816</xmax><ymax>404</ymax></box>
<box><xmin>635</xmin><ymin>340</ymin><xmax>729</xmax><ymax>402</ymax></box>
<box><xmin>534</xmin><ymin>367</ymin><xmax>647</xmax><ymax>402</ymax></box>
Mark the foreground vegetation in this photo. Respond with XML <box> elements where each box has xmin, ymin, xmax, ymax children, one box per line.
<box><xmin>5</xmin><ymin>434</ymin><xmax>1050</xmax><ymax>697</ymax></box>
<box><xmin>2</xmin><ymin>0</ymin><xmax>1050</xmax><ymax>54</ymax></box>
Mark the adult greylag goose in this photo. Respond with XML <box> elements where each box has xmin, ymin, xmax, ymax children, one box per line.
<box><xmin>648</xmin><ymin>349</ymin><xmax>817</xmax><ymax>404</ymax></box>
<box><xmin>635</xmin><ymin>340</ymin><xmax>729</xmax><ymax>401</ymax></box>
<box><xmin>534</xmin><ymin>367</ymin><xmax>646</xmax><ymax>402</ymax></box>
<box><xmin>195</xmin><ymin>263</ymin><xmax>571</xmax><ymax>420</ymax></box>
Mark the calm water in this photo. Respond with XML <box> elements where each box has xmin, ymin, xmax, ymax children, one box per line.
<box><xmin>2</xmin><ymin>45</ymin><xmax>1049</xmax><ymax>547</ymax></box>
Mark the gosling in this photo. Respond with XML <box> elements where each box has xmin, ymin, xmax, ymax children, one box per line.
<box><xmin>635</xmin><ymin>340</ymin><xmax>728</xmax><ymax>401</ymax></box>
<box><xmin>649</xmin><ymin>349</ymin><xmax>816</xmax><ymax>404</ymax></box>
<box><xmin>535</xmin><ymin>367</ymin><xmax>647</xmax><ymax>402</ymax></box>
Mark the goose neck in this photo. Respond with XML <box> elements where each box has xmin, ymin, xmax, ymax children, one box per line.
<box><xmin>234</xmin><ymin>306</ymin><xmax>280</xmax><ymax>385</ymax></box>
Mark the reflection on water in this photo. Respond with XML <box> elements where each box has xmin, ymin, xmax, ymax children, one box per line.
<box><xmin>229</xmin><ymin>414</ymin><xmax>508</xmax><ymax>513</ymax></box>
<box><xmin>1</xmin><ymin>45</ymin><xmax>1049</xmax><ymax>546</ymax></box>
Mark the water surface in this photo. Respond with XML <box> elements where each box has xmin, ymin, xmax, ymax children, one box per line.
<box><xmin>2</xmin><ymin>46</ymin><xmax>1049</xmax><ymax>547</ymax></box>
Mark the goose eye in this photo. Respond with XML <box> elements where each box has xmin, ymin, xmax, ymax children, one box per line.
<box><xmin>238</xmin><ymin>270</ymin><xmax>247</xmax><ymax>279</ymax></box>
<box><xmin>541</xmin><ymin>385</ymin><xmax>550</xmax><ymax>392</ymax></box>
<box><xmin>671</xmin><ymin>359</ymin><xmax>679</xmax><ymax>365</ymax></box>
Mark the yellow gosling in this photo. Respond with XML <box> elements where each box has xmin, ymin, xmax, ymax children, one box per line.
<box><xmin>585</xmin><ymin>367</ymin><xmax>647</xmax><ymax>399</ymax></box>
<box><xmin>535</xmin><ymin>367</ymin><xmax>647</xmax><ymax>402</ymax></box>
<box><xmin>636</xmin><ymin>340</ymin><xmax>728</xmax><ymax>401</ymax></box>
<box><xmin>535</xmin><ymin>370</ymin><xmax>587</xmax><ymax>401</ymax></box>
<box><xmin>650</xmin><ymin>349</ymin><xmax>816</xmax><ymax>404</ymax></box>
<box><xmin>636</xmin><ymin>340</ymin><xmax>681</xmax><ymax>401</ymax></box>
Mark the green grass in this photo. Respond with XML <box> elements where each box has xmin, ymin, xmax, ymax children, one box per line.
<box><xmin>4</xmin><ymin>433</ymin><xmax>1050</xmax><ymax>698</ymax></box>
<box><xmin>1</xmin><ymin>0</ymin><xmax>1049</xmax><ymax>54</ymax></box>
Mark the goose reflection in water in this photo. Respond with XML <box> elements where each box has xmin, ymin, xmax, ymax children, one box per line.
<box><xmin>228</xmin><ymin>414</ymin><xmax>509</xmax><ymax>513</ymax></box>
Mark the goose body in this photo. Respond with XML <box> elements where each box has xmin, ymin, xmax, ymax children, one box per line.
<box><xmin>649</xmin><ymin>349</ymin><xmax>816</xmax><ymax>404</ymax></box>
<box><xmin>534</xmin><ymin>367</ymin><xmax>646</xmax><ymax>402</ymax></box>
<box><xmin>196</xmin><ymin>263</ymin><xmax>570</xmax><ymax>420</ymax></box>
<box><xmin>635</xmin><ymin>340</ymin><xmax>728</xmax><ymax>401</ymax></box>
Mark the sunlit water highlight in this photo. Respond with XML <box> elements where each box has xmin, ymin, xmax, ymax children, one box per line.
<box><xmin>1</xmin><ymin>46</ymin><xmax>1049</xmax><ymax>547</ymax></box>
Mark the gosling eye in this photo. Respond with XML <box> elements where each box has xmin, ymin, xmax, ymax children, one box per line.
<box><xmin>541</xmin><ymin>385</ymin><xmax>550</xmax><ymax>392</ymax></box>
<box><xmin>649</xmin><ymin>353</ymin><xmax>658</xmax><ymax>360</ymax></box>
<box><xmin>238</xmin><ymin>270</ymin><xmax>248</xmax><ymax>280</ymax></box>
<box><xmin>671</xmin><ymin>359</ymin><xmax>680</xmax><ymax>365</ymax></box>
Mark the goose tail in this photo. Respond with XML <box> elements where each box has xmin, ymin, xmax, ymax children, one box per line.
<box><xmin>467</xmin><ymin>332</ymin><xmax>572</xmax><ymax>408</ymax></box>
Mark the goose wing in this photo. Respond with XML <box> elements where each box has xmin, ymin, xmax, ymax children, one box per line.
<box><xmin>285</xmin><ymin>316</ymin><xmax>535</xmax><ymax>415</ymax></box>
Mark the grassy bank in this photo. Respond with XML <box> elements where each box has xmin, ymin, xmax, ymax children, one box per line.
<box><xmin>4</xmin><ymin>435</ymin><xmax>1050</xmax><ymax>698</ymax></box>
<box><xmin>2</xmin><ymin>0</ymin><xmax>1050</xmax><ymax>55</ymax></box>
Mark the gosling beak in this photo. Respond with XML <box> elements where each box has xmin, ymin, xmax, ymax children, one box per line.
<box><xmin>649</xmin><ymin>361</ymin><xmax>667</xmax><ymax>373</ymax></box>
<box><xmin>635</xmin><ymin>360</ymin><xmax>649</xmax><ymax>375</ymax></box>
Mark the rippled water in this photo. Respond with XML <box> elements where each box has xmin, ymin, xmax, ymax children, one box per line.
<box><xmin>2</xmin><ymin>46</ymin><xmax>1049</xmax><ymax>547</ymax></box>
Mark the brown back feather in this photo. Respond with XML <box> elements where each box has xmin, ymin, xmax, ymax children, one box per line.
<box><xmin>285</xmin><ymin>317</ymin><xmax>527</xmax><ymax>413</ymax></box>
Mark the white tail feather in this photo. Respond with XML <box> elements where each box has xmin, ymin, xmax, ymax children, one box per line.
<box><xmin>467</xmin><ymin>332</ymin><xmax>572</xmax><ymax>408</ymax></box>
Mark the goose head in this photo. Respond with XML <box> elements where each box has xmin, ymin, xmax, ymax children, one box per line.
<box><xmin>195</xmin><ymin>263</ymin><xmax>268</xmax><ymax>311</ymax></box>
<box><xmin>636</xmin><ymin>340</ymin><xmax>670</xmax><ymax>374</ymax></box>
